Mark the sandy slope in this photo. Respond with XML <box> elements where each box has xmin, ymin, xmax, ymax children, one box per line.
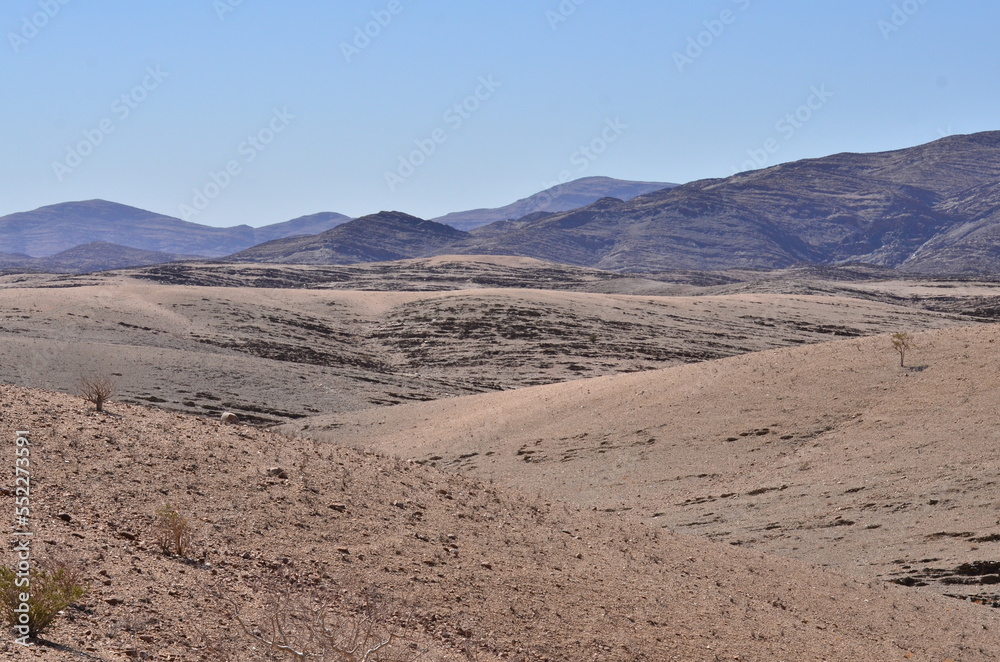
<box><xmin>0</xmin><ymin>384</ymin><xmax>999</xmax><ymax>660</ymax></box>
<box><xmin>286</xmin><ymin>323</ymin><xmax>1000</xmax><ymax>607</ymax></box>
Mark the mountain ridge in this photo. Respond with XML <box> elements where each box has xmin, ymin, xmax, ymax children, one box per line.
<box><xmin>431</xmin><ymin>175</ymin><xmax>677</xmax><ymax>231</ymax></box>
<box><xmin>0</xmin><ymin>200</ymin><xmax>350</xmax><ymax>258</ymax></box>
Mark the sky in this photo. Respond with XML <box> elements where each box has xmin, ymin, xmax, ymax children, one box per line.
<box><xmin>2</xmin><ymin>1</ymin><xmax>998</xmax><ymax>228</ymax></box>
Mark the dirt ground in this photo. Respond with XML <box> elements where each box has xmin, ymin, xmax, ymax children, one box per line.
<box><xmin>4</xmin><ymin>258</ymin><xmax>1000</xmax><ymax>659</ymax></box>
<box><xmin>1</xmin><ymin>385</ymin><xmax>999</xmax><ymax>661</ymax></box>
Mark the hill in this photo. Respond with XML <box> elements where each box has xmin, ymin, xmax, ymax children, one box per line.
<box><xmin>228</xmin><ymin>211</ymin><xmax>468</xmax><ymax>264</ymax></box>
<box><xmin>431</xmin><ymin>176</ymin><xmax>676</xmax><ymax>231</ymax></box>
<box><xmin>3</xmin><ymin>383</ymin><xmax>1000</xmax><ymax>660</ymax></box>
<box><xmin>286</xmin><ymin>323</ymin><xmax>1000</xmax><ymax>610</ymax></box>
<box><xmin>0</xmin><ymin>200</ymin><xmax>349</xmax><ymax>258</ymax></box>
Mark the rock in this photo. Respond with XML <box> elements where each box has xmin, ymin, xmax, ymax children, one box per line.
<box><xmin>57</xmin><ymin>512</ymin><xmax>73</xmax><ymax>522</ymax></box>
<box><xmin>267</xmin><ymin>467</ymin><xmax>289</xmax><ymax>479</ymax></box>
<box><xmin>220</xmin><ymin>411</ymin><xmax>239</xmax><ymax>425</ymax></box>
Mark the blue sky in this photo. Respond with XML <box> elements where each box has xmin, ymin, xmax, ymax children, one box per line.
<box><xmin>3</xmin><ymin>1</ymin><xmax>997</xmax><ymax>227</ymax></box>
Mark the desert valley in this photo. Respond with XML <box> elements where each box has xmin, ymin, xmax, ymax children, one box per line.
<box><xmin>7</xmin><ymin>134</ymin><xmax>1000</xmax><ymax>661</ymax></box>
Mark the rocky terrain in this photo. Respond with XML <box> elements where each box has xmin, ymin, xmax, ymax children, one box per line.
<box><xmin>3</xmin><ymin>383</ymin><xmax>1000</xmax><ymax>661</ymax></box>
<box><xmin>0</xmin><ymin>257</ymin><xmax>979</xmax><ymax>425</ymax></box>
<box><xmin>2</xmin><ymin>256</ymin><xmax>1000</xmax><ymax>658</ymax></box>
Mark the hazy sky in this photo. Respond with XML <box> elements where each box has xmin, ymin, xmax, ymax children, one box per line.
<box><xmin>3</xmin><ymin>1</ymin><xmax>997</xmax><ymax>227</ymax></box>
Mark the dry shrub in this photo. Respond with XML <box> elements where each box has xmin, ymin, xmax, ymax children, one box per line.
<box><xmin>153</xmin><ymin>503</ymin><xmax>193</xmax><ymax>557</ymax></box>
<box><xmin>78</xmin><ymin>373</ymin><xmax>117</xmax><ymax>412</ymax></box>
<box><xmin>0</xmin><ymin>556</ymin><xmax>87</xmax><ymax>639</ymax></box>
<box><xmin>223</xmin><ymin>583</ymin><xmax>427</xmax><ymax>661</ymax></box>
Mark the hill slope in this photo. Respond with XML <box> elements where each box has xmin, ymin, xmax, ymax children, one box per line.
<box><xmin>3</xmin><ymin>383</ymin><xmax>1000</xmax><ymax>660</ymax></box>
<box><xmin>431</xmin><ymin>176</ymin><xmax>676</xmax><ymax>231</ymax></box>
<box><xmin>286</xmin><ymin>323</ymin><xmax>1000</xmax><ymax>608</ymax></box>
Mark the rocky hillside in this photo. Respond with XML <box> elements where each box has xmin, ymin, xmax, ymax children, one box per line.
<box><xmin>453</xmin><ymin>131</ymin><xmax>1000</xmax><ymax>273</ymax></box>
<box><xmin>3</xmin><ymin>383</ymin><xmax>1000</xmax><ymax>660</ymax></box>
<box><xmin>228</xmin><ymin>211</ymin><xmax>468</xmax><ymax>264</ymax></box>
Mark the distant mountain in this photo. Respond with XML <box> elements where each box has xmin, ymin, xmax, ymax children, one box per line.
<box><xmin>42</xmin><ymin>242</ymin><xmax>197</xmax><ymax>273</ymax></box>
<box><xmin>249</xmin><ymin>212</ymin><xmax>351</xmax><ymax>244</ymax></box>
<box><xmin>228</xmin><ymin>211</ymin><xmax>468</xmax><ymax>264</ymax></box>
<box><xmin>0</xmin><ymin>252</ymin><xmax>35</xmax><ymax>271</ymax></box>
<box><xmin>432</xmin><ymin>176</ymin><xmax>676</xmax><ymax>231</ymax></box>
<box><xmin>449</xmin><ymin>132</ymin><xmax>1000</xmax><ymax>273</ymax></box>
<box><xmin>0</xmin><ymin>242</ymin><xmax>196</xmax><ymax>274</ymax></box>
<box><xmin>0</xmin><ymin>200</ymin><xmax>350</xmax><ymax>258</ymax></box>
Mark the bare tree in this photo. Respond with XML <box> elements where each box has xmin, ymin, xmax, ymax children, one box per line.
<box><xmin>890</xmin><ymin>332</ymin><xmax>914</xmax><ymax>367</ymax></box>
<box><xmin>78</xmin><ymin>373</ymin><xmax>117</xmax><ymax>412</ymax></box>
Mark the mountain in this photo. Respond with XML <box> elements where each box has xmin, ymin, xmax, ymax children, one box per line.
<box><xmin>0</xmin><ymin>242</ymin><xmax>196</xmax><ymax>274</ymax></box>
<box><xmin>0</xmin><ymin>200</ymin><xmax>349</xmax><ymax>258</ymax></box>
<box><xmin>47</xmin><ymin>242</ymin><xmax>195</xmax><ymax>272</ymax></box>
<box><xmin>431</xmin><ymin>176</ymin><xmax>676</xmax><ymax>231</ymax></box>
<box><xmin>228</xmin><ymin>211</ymin><xmax>468</xmax><ymax>264</ymax></box>
<box><xmin>0</xmin><ymin>252</ymin><xmax>35</xmax><ymax>271</ymax></box>
<box><xmin>449</xmin><ymin>131</ymin><xmax>1000</xmax><ymax>273</ymax></box>
<box><xmin>248</xmin><ymin>211</ymin><xmax>350</xmax><ymax>244</ymax></box>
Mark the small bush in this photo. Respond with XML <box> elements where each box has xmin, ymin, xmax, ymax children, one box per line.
<box><xmin>0</xmin><ymin>557</ymin><xmax>87</xmax><ymax>639</ymax></box>
<box><xmin>78</xmin><ymin>374</ymin><xmax>117</xmax><ymax>412</ymax></box>
<box><xmin>154</xmin><ymin>504</ymin><xmax>193</xmax><ymax>557</ymax></box>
